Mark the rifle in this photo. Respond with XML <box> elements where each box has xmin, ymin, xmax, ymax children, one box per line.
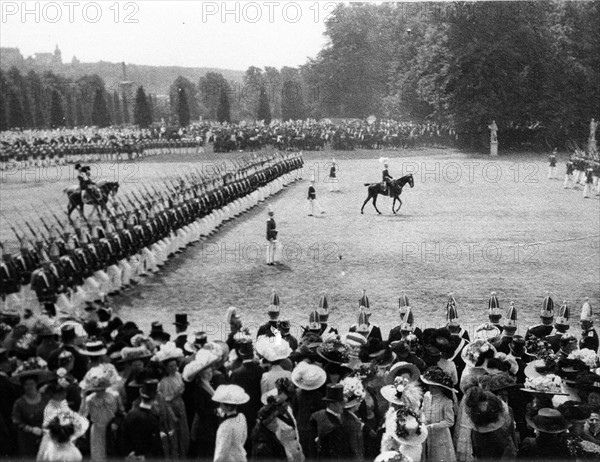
<box><xmin>25</xmin><ymin>220</ymin><xmax>49</xmax><ymax>245</ymax></box>
<box><xmin>1</xmin><ymin>214</ymin><xmax>24</xmax><ymax>245</ymax></box>
<box><xmin>39</xmin><ymin>216</ymin><xmax>53</xmax><ymax>235</ymax></box>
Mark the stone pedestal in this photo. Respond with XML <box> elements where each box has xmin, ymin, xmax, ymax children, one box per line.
<box><xmin>490</xmin><ymin>141</ymin><xmax>498</xmax><ymax>156</ymax></box>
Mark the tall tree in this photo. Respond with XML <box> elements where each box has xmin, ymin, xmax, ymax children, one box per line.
<box><xmin>241</xmin><ymin>66</ymin><xmax>264</xmax><ymax>120</ymax></box>
<box><xmin>281</xmin><ymin>67</ymin><xmax>306</xmax><ymax>121</ymax></box>
<box><xmin>112</xmin><ymin>91</ymin><xmax>123</xmax><ymax>125</ymax></box>
<box><xmin>8</xmin><ymin>89</ymin><xmax>26</xmax><ymax>128</ymax></box>
<box><xmin>257</xmin><ymin>85</ymin><xmax>271</xmax><ymax>124</ymax></box>
<box><xmin>134</xmin><ymin>86</ymin><xmax>153</xmax><ymax>128</ymax></box>
<box><xmin>122</xmin><ymin>96</ymin><xmax>130</xmax><ymax>124</ymax></box>
<box><xmin>177</xmin><ymin>86</ymin><xmax>190</xmax><ymax>127</ymax></box>
<box><xmin>217</xmin><ymin>84</ymin><xmax>231</xmax><ymax>123</ymax></box>
<box><xmin>169</xmin><ymin>76</ymin><xmax>200</xmax><ymax>123</ymax></box>
<box><xmin>7</xmin><ymin>67</ymin><xmax>33</xmax><ymax>127</ymax></box>
<box><xmin>0</xmin><ymin>70</ymin><xmax>8</xmax><ymax>130</ymax></box>
<box><xmin>49</xmin><ymin>90</ymin><xmax>65</xmax><ymax>128</ymax></box>
<box><xmin>91</xmin><ymin>89</ymin><xmax>111</xmax><ymax>127</ymax></box>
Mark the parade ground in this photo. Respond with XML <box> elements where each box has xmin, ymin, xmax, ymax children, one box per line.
<box><xmin>2</xmin><ymin>147</ymin><xmax>599</xmax><ymax>339</ymax></box>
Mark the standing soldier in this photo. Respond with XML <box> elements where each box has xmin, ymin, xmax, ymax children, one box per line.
<box><xmin>266</xmin><ymin>206</ymin><xmax>277</xmax><ymax>266</ymax></box>
<box><xmin>579</xmin><ymin>298</ymin><xmax>598</xmax><ymax>353</ymax></box>
<box><xmin>307</xmin><ymin>179</ymin><xmax>325</xmax><ymax>216</ymax></box>
<box><xmin>583</xmin><ymin>167</ymin><xmax>594</xmax><ymax>198</ymax></box>
<box><xmin>564</xmin><ymin>159</ymin><xmax>574</xmax><ymax>189</ymax></box>
<box><xmin>328</xmin><ymin>159</ymin><xmax>339</xmax><ymax>192</ymax></box>
<box><xmin>548</xmin><ymin>149</ymin><xmax>557</xmax><ymax>179</ymax></box>
<box><xmin>525</xmin><ymin>292</ymin><xmax>555</xmax><ymax>343</ymax></box>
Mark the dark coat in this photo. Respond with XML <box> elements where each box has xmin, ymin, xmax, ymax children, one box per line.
<box><xmin>580</xmin><ymin>328</ymin><xmax>599</xmax><ymax>353</ymax></box>
<box><xmin>230</xmin><ymin>360</ymin><xmax>264</xmax><ymax>433</ymax></box>
<box><xmin>293</xmin><ymin>388</ymin><xmax>326</xmax><ymax>457</ymax></box>
<box><xmin>191</xmin><ymin>381</ymin><xmax>220</xmax><ymax>458</ymax></box>
<box><xmin>251</xmin><ymin>421</ymin><xmax>287</xmax><ymax>461</ymax></box>
<box><xmin>309</xmin><ymin>409</ymin><xmax>355</xmax><ymax>460</ymax></box>
<box><xmin>122</xmin><ymin>405</ymin><xmax>163</xmax><ymax>457</ymax></box>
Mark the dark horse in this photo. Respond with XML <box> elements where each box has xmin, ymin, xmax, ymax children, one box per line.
<box><xmin>361</xmin><ymin>174</ymin><xmax>414</xmax><ymax>214</ymax></box>
<box><xmin>64</xmin><ymin>180</ymin><xmax>119</xmax><ymax>220</ymax></box>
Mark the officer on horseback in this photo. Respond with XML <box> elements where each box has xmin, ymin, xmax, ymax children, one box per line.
<box><xmin>75</xmin><ymin>163</ymin><xmax>96</xmax><ymax>201</ymax></box>
<box><xmin>382</xmin><ymin>163</ymin><xmax>393</xmax><ymax>195</ymax></box>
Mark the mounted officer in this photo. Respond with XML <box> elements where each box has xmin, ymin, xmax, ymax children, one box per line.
<box><xmin>382</xmin><ymin>162</ymin><xmax>393</xmax><ymax>195</ymax></box>
<box><xmin>75</xmin><ymin>163</ymin><xmax>97</xmax><ymax>202</ymax></box>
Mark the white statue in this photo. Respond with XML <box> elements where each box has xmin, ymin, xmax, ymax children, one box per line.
<box><xmin>488</xmin><ymin>120</ymin><xmax>498</xmax><ymax>143</ymax></box>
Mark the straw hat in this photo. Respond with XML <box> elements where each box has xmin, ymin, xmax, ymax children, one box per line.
<box><xmin>11</xmin><ymin>357</ymin><xmax>54</xmax><ymax>384</ymax></box>
<box><xmin>152</xmin><ymin>342</ymin><xmax>184</xmax><ymax>363</ymax></box>
<box><xmin>79</xmin><ymin>338</ymin><xmax>107</xmax><ymax>357</ymax></box>
<box><xmin>256</xmin><ymin>334</ymin><xmax>292</xmax><ymax>362</ymax></box>
<box><xmin>374</xmin><ymin>452</ymin><xmax>411</xmax><ymax>462</ymax></box>
<box><xmin>291</xmin><ymin>362</ymin><xmax>326</xmax><ymax>391</ymax></box>
<box><xmin>182</xmin><ymin>349</ymin><xmax>219</xmax><ymax>382</ymax></box>
<box><xmin>212</xmin><ymin>384</ymin><xmax>250</xmax><ymax>405</ymax></box>
<box><xmin>386</xmin><ymin>361</ymin><xmax>421</xmax><ymax>384</ymax></box>
<box><xmin>386</xmin><ymin>407</ymin><xmax>429</xmax><ymax>446</ymax></box>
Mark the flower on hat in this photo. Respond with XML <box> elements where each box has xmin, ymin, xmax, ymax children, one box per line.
<box><xmin>14</xmin><ymin>356</ymin><xmax>48</xmax><ymax>374</ymax></box>
<box><xmin>524</xmin><ymin>374</ymin><xmax>563</xmax><ymax>393</ymax></box>
<box><xmin>16</xmin><ymin>332</ymin><xmax>36</xmax><ymax>352</ymax></box>
<box><xmin>463</xmin><ymin>339</ymin><xmax>494</xmax><ymax>366</ymax></box>
<box><xmin>340</xmin><ymin>376</ymin><xmax>366</xmax><ymax>404</ymax></box>
<box><xmin>56</xmin><ymin>368</ymin><xmax>70</xmax><ymax>389</ymax></box>
<box><xmin>152</xmin><ymin>342</ymin><xmax>184</xmax><ymax>363</ymax></box>
<box><xmin>568</xmin><ymin>349</ymin><xmax>599</xmax><ymax>369</ymax></box>
<box><xmin>131</xmin><ymin>334</ymin><xmax>156</xmax><ymax>354</ymax></box>
<box><xmin>80</xmin><ymin>364</ymin><xmax>118</xmax><ymax>391</ymax></box>
<box><xmin>317</xmin><ymin>338</ymin><xmax>350</xmax><ymax>364</ymax></box>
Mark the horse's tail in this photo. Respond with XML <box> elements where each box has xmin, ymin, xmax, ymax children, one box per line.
<box><xmin>364</xmin><ymin>183</ymin><xmax>373</xmax><ymax>186</ymax></box>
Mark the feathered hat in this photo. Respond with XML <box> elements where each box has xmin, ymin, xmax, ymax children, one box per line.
<box><xmin>398</xmin><ymin>290</ymin><xmax>410</xmax><ymax>315</ymax></box>
<box><xmin>359</xmin><ymin>289</ymin><xmax>370</xmax><ymax>315</ymax></box>
<box><xmin>555</xmin><ymin>301</ymin><xmax>570</xmax><ymax>327</ymax></box>
<box><xmin>318</xmin><ymin>292</ymin><xmax>329</xmax><ymax>322</ymax></box>
<box><xmin>580</xmin><ymin>298</ymin><xmax>593</xmax><ymax>322</ymax></box>
<box><xmin>356</xmin><ymin>307</ymin><xmax>370</xmax><ymax>335</ymax></box>
<box><xmin>488</xmin><ymin>292</ymin><xmax>502</xmax><ymax>321</ymax></box>
<box><xmin>267</xmin><ymin>289</ymin><xmax>280</xmax><ymax>315</ymax></box>
<box><xmin>504</xmin><ymin>302</ymin><xmax>518</xmax><ymax>329</ymax></box>
<box><xmin>308</xmin><ymin>309</ymin><xmax>321</xmax><ymax>332</ymax></box>
<box><xmin>541</xmin><ymin>292</ymin><xmax>554</xmax><ymax>319</ymax></box>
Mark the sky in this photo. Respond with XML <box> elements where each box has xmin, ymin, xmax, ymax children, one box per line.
<box><xmin>1</xmin><ymin>1</ymin><xmax>333</xmax><ymax>70</ymax></box>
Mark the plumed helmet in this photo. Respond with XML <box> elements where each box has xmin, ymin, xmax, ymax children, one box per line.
<box><xmin>541</xmin><ymin>292</ymin><xmax>554</xmax><ymax>319</ymax></box>
<box><xmin>555</xmin><ymin>300</ymin><xmax>570</xmax><ymax>326</ymax></box>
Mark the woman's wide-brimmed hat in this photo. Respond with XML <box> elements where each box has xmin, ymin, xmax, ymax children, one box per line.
<box><xmin>420</xmin><ymin>366</ymin><xmax>457</xmax><ymax>393</ymax></box>
<box><xmin>478</xmin><ymin>372</ymin><xmax>521</xmax><ymax>393</ymax></box>
<box><xmin>79</xmin><ymin>365</ymin><xmax>118</xmax><ymax>392</ymax></box>
<box><xmin>152</xmin><ymin>342</ymin><xmax>184</xmax><ymax>363</ymax></box>
<box><xmin>256</xmin><ymin>335</ymin><xmax>292</xmax><ymax>362</ymax></box>
<box><xmin>119</xmin><ymin>346</ymin><xmax>153</xmax><ymax>363</ymax></box>
<box><xmin>461</xmin><ymin>339</ymin><xmax>496</xmax><ymax>368</ymax></box>
<box><xmin>522</xmin><ymin>374</ymin><xmax>569</xmax><ymax>396</ymax></box>
<box><xmin>380</xmin><ymin>377</ymin><xmax>423</xmax><ymax>407</ymax></box>
<box><xmin>79</xmin><ymin>338</ymin><xmax>107</xmax><ymax>356</ymax></box>
<box><xmin>11</xmin><ymin>357</ymin><xmax>54</xmax><ymax>384</ymax></box>
<box><xmin>524</xmin><ymin>359</ymin><xmax>550</xmax><ymax>379</ymax></box>
<box><xmin>340</xmin><ymin>376</ymin><xmax>366</xmax><ymax>409</ymax></box>
<box><xmin>526</xmin><ymin>408</ymin><xmax>571</xmax><ymax>433</ymax></box>
<box><xmin>374</xmin><ymin>451</ymin><xmax>411</xmax><ymax>462</ymax></box>
<box><xmin>291</xmin><ymin>361</ymin><xmax>326</xmax><ymax>391</ymax></box>
<box><xmin>182</xmin><ymin>349</ymin><xmax>219</xmax><ymax>382</ymax></box>
<box><xmin>317</xmin><ymin>338</ymin><xmax>350</xmax><ymax>365</ymax></box>
<box><xmin>557</xmin><ymin>401</ymin><xmax>592</xmax><ymax>423</ymax></box>
<box><xmin>386</xmin><ymin>361</ymin><xmax>421</xmax><ymax>384</ymax></box>
<box><xmin>212</xmin><ymin>384</ymin><xmax>250</xmax><ymax>405</ymax></box>
<box><xmin>387</xmin><ymin>407</ymin><xmax>429</xmax><ymax>446</ymax></box>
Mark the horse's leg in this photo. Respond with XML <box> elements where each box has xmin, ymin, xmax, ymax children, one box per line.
<box><xmin>392</xmin><ymin>197</ymin><xmax>397</xmax><ymax>214</ymax></box>
<box><xmin>372</xmin><ymin>194</ymin><xmax>382</xmax><ymax>215</ymax></box>
<box><xmin>396</xmin><ymin>197</ymin><xmax>403</xmax><ymax>212</ymax></box>
<box><xmin>67</xmin><ymin>199</ymin><xmax>74</xmax><ymax>221</ymax></box>
<box><xmin>361</xmin><ymin>191</ymin><xmax>372</xmax><ymax>214</ymax></box>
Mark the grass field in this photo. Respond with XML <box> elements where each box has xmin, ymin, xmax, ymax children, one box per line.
<box><xmin>1</xmin><ymin>147</ymin><xmax>599</xmax><ymax>342</ymax></box>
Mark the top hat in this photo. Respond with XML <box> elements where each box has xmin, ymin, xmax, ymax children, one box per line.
<box><xmin>184</xmin><ymin>331</ymin><xmax>208</xmax><ymax>353</ymax></box>
<box><xmin>174</xmin><ymin>313</ymin><xmax>189</xmax><ymax>327</ymax></box>
<box><xmin>140</xmin><ymin>379</ymin><xmax>159</xmax><ymax>400</ymax></box>
<box><xmin>322</xmin><ymin>383</ymin><xmax>345</xmax><ymax>402</ymax></box>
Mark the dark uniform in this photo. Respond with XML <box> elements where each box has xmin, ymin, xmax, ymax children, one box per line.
<box><xmin>580</xmin><ymin>327</ymin><xmax>599</xmax><ymax>352</ymax></box>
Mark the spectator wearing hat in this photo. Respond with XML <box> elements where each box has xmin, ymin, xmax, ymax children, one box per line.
<box><xmin>35</xmin><ymin>324</ymin><xmax>60</xmax><ymax>362</ymax></box>
<box><xmin>212</xmin><ymin>384</ymin><xmax>250</xmax><ymax>462</ymax></box>
<box><xmin>154</xmin><ymin>342</ymin><xmax>189</xmax><ymax>458</ymax></box>
<box><xmin>47</xmin><ymin>324</ymin><xmax>89</xmax><ymax>382</ymax></box>
<box><xmin>308</xmin><ymin>384</ymin><xmax>355</xmax><ymax>459</ymax></box>
<box><xmin>507</xmin><ymin>335</ymin><xmax>533</xmax><ymax>383</ymax></box>
<box><xmin>78</xmin><ymin>365</ymin><xmax>124</xmax><ymax>462</ymax></box>
<box><xmin>518</xmin><ymin>408</ymin><xmax>573</xmax><ymax>459</ymax></box>
<box><xmin>421</xmin><ymin>366</ymin><xmax>457</xmax><ymax>462</ymax></box>
<box><xmin>525</xmin><ymin>292</ymin><xmax>556</xmax><ymax>344</ymax></box>
<box><xmin>230</xmin><ymin>336</ymin><xmax>263</xmax><ymax>449</ymax></box>
<box><xmin>225</xmin><ymin>308</ymin><xmax>243</xmax><ymax>351</ymax></box>
<box><xmin>257</xmin><ymin>335</ymin><xmax>293</xmax><ymax>395</ymax></box>
<box><xmin>173</xmin><ymin>313</ymin><xmax>190</xmax><ymax>352</ymax></box>
<box><xmin>291</xmin><ymin>362</ymin><xmax>327</xmax><ymax>457</ymax></box>
<box><xmin>279</xmin><ymin>320</ymin><xmax>298</xmax><ymax>352</ymax></box>
<box><xmin>464</xmin><ymin>386</ymin><xmax>517</xmax><ymax>460</ymax></box>
<box><xmin>122</xmin><ymin>379</ymin><xmax>163</xmax><ymax>458</ymax></box>
<box><xmin>183</xmin><ymin>349</ymin><xmax>220</xmax><ymax>458</ymax></box>
<box><xmin>380</xmin><ymin>406</ymin><xmax>428</xmax><ymax>462</ymax></box>
<box><xmin>37</xmin><ymin>411</ymin><xmax>89</xmax><ymax>462</ymax></box>
<box><xmin>255</xmin><ymin>377</ymin><xmax>304</xmax><ymax>462</ymax></box>
<box><xmin>149</xmin><ymin>321</ymin><xmax>171</xmax><ymax>345</ymax></box>
<box><xmin>579</xmin><ymin>298</ymin><xmax>598</xmax><ymax>353</ymax></box>
<box><xmin>11</xmin><ymin>358</ymin><xmax>52</xmax><ymax>457</ymax></box>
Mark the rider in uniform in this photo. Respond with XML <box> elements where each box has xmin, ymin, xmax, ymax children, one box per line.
<box><xmin>75</xmin><ymin>163</ymin><xmax>94</xmax><ymax>202</ymax></box>
<box><xmin>382</xmin><ymin>163</ymin><xmax>393</xmax><ymax>195</ymax></box>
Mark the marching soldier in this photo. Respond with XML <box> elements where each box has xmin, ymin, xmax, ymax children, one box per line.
<box><xmin>579</xmin><ymin>298</ymin><xmax>598</xmax><ymax>352</ymax></box>
<box><xmin>30</xmin><ymin>250</ymin><xmax>59</xmax><ymax>307</ymax></box>
<box><xmin>583</xmin><ymin>167</ymin><xmax>594</xmax><ymax>198</ymax></box>
<box><xmin>265</xmin><ymin>206</ymin><xmax>277</xmax><ymax>265</ymax></box>
<box><xmin>328</xmin><ymin>158</ymin><xmax>339</xmax><ymax>192</ymax></box>
<box><xmin>548</xmin><ymin>149</ymin><xmax>557</xmax><ymax>179</ymax></box>
<box><xmin>525</xmin><ymin>292</ymin><xmax>555</xmax><ymax>343</ymax></box>
<box><xmin>564</xmin><ymin>159</ymin><xmax>574</xmax><ymax>189</ymax></box>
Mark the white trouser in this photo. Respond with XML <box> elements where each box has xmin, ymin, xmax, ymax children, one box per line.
<box><xmin>308</xmin><ymin>199</ymin><xmax>324</xmax><ymax>215</ymax></box>
<box><xmin>328</xmin><ymin>178</ymin><xmax>339</xmax><ymax>191</ymax></box>
<box><xmin>583</xmin><ymin>183</ymin><xmax>592</xmax><ymax>197</ymax></box>
<box><xmin>266</xmin><ymin>240</ymin><xmax>276</xmax><ymax>264</ymax></box>
<box><xmin>563</xmin><ymin>174</ymin><xmax>571</xmax><ymax>188</ymax></box>
<box><xmin>106</xmin><ymin>264</ymin><xmax>122</xmax><ymax>293</ymax></box>
<box><xmin>547</xmin><ymin>166</ymin><xmax>557</xmax><ymax>179</ymax></box>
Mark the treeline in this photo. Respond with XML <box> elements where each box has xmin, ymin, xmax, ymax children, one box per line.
<box><xmin>300</xmin><ymin>1</ymin><xmax>599</xmax><ymax>148</ymax></box>
<box><xmin>0</xmin><ymin>68</ymin><xmax>157</xmax><ymax>130</ymax></box>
